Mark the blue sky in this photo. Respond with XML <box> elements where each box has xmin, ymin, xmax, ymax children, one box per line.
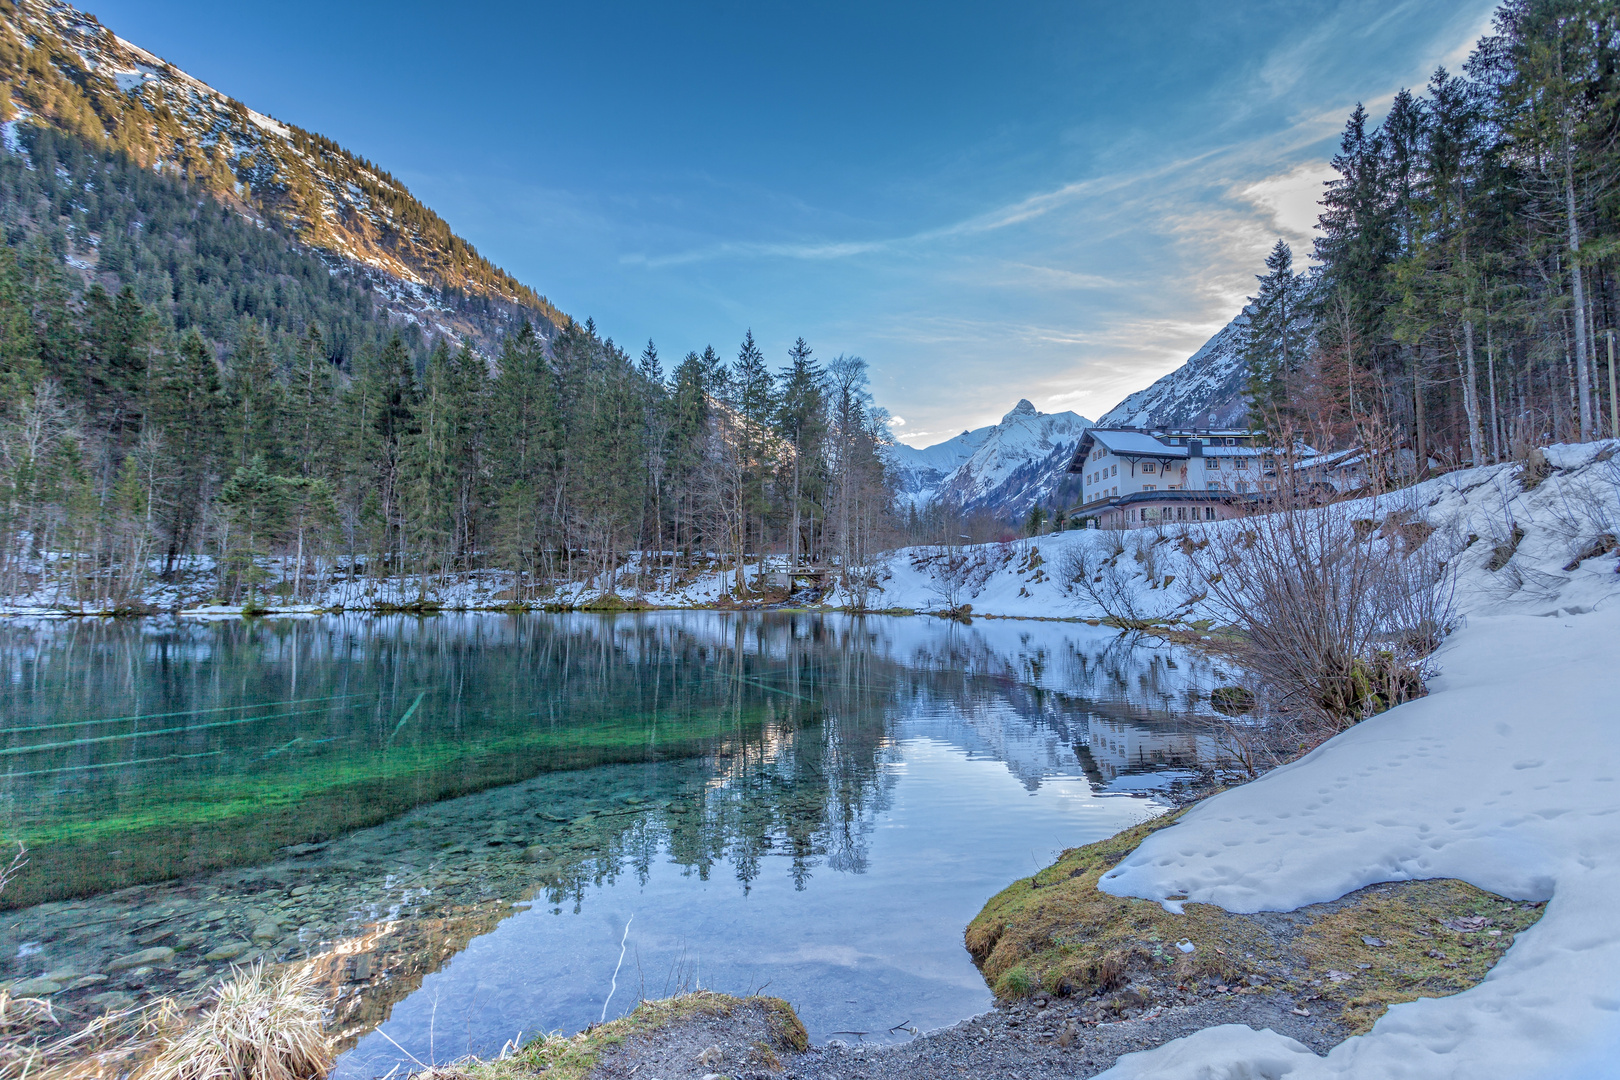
<box><xmin>93</xmin><ymin>0</ymin><xmax>1496</xmax><ymax>445</ymax></box>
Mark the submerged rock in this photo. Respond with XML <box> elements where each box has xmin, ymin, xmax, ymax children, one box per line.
<box><xmin>9</xmin><ymin>977</ymin><xmax>62</xmax><ymax>995</ymax></box>
<box><xmin>106</xmin><ymin>946</ymin><xmax>174</xmax><ymax>972</ymax></box>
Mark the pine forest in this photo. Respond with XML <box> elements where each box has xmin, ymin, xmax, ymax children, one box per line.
<box><xmin>1</xmin><ymin>0</ymin><xmax>1618</xmax><ymax>610</ymax></box>
<box><xmin>1242</xmin><ymin>0</ymin><xmax>1620</xmax><ymax>475</ymax></box>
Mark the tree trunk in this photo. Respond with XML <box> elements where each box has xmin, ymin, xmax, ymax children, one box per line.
<box><xmin>1565</xmin><ymin>146</ymin><xmax>1594</xmax><ymax>440</ymax></box>
<box><xmin>1486</xmin><ymin>323</ymin><xmax>1502</xmax><ymax>463</ymax></box>
<box><xmin>1412</xmin><ymin>351</ymin><xmax>1428</xmax><ymax>471</ymax></box>
<box><xmin>789</xmin><ymin>451</ymin><xmax>801</xmax><ymax>568</ymax></box>
<box><xmin>1462</xmin><ymin>320</ymin><xmax>1484</xmax><ymax>465</ymax></box>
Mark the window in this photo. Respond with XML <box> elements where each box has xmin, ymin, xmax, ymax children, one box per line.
<box><xmin>1177</xmin><ymin>507</ymin><xmax>1186</xmax><ymax>520</ymax></box>
<box><xmin>1208</xmin><ymin>457</ymin><xmax>1220</xmax><ymax>469</ymax></box>
<box><xmin>1204</xmin><ymin>507</ymin><xmax>1215</xmax><ymax>520</ymax></box>
<box><xmin>1207</xmin><ymin>482</ymin><xmax>1220</xmax><ymax>491</ymax></box>
<box><xmin>1111</xmin><ymin>464</ymin><xmax>1118</xmax><ymax>477</ymax></box>
<box><xmin>1143</xmin><ymin>462</ymin><xmax>1156</xmax><ymax>474</ymax></box>
<box><xmin>1142</xmin><ymin>484</ymin><xmax>1156</xmax><ymax>491</ymax></box>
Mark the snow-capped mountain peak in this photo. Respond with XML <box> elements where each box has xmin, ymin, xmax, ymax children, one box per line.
<box><xmin>890</xmin><ymin>401</ymin><xmax>1092</xmax><ymax>517</ymax></box>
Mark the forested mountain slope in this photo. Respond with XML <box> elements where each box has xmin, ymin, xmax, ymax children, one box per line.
<box><xmin>0</xmin><ymin>0</ymin><xmax>563</xmax><ymax>349</ymax></box>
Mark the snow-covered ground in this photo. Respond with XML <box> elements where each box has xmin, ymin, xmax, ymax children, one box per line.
<box><xmin>849</xmin><ymin>440</ymin><xmax>1620</xmax><ymax>625</ymax></box>
<box><xmin>1097</xmin><ymin>601</ymin><xmax>1620</xmax><ymax>1080</ymax></box>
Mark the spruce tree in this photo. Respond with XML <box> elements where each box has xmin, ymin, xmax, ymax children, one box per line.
<box><xmin>1243</xmin><ymin>240</ymin><xmax>1307</xmax><ymax>434</ymax></box>
<box><xmin>776</xmin><ymin>337</ymin><xmax>825</xmax><ymax>566</ymax></box>
<box><xmin>147</xmin><ymin>330</ymin><xmax>224</xmax><ymax>573</ymax></box>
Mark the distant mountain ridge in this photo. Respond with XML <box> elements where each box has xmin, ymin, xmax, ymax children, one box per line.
<box><xmin>1096</xmin><ymin>311</ymin><xmax>1251</xmax><ymax>430</ymax></box>
<box><xmin>0</xmin><ymin>0</ymin><xmax>564</xmax><ymax>348</ymax></box>
<box><xmin>892</xmin><ymin>309</ymin><xmax>1257</xmax><ymax>522</ymax></box>
<box><xmin>890</xmin><ymin>400</ymin><xmax>1091</xmax><ymax>519</ymax></box>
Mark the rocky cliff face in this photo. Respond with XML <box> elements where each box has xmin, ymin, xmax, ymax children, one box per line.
<box><xmin>1097</xmin><ymin>311</ymin><xmax>1251</xmax><ymax>430</ymax></box>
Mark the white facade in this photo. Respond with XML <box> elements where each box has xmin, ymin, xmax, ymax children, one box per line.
<box><xmin>1073</xmin><ymin>430</ymin><xmax>1277</xmax><ymax>505</ymax></box>
<box><xmin>1067</xmin><ymin>429</ymin><xmax>1310</xmax><ymax>530</ymax></box>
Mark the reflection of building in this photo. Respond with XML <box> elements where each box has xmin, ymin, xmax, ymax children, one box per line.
<box><xmin>1077</xmin><ymin>716</ymin><xmax>1225</xmax><ymax>783</ymax></box>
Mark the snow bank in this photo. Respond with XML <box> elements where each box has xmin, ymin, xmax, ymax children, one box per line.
<box><xmin>1098</xmin><ymin>604</ymin><xmax>1620</xmax><ymax>1078</ymax></box>
<box><xmin>854</xmin><ymin>441</ymin><xmax>1620</xmax><ymax>625</ymax></box>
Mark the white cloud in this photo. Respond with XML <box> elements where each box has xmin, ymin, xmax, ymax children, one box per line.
<box><xmin>1237</xmin><ymin>162</ymin><xmax>1337</xmax><ymax>248</ymax></box>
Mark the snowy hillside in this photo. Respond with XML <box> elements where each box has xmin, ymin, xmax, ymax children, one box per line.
<box><xmin>0</xmin><ymin>0</ymin><xmax>563</xmax><ymax>348</ymax></box>
<box><xmin>839</xmin><ymin>442</ymin><xmax>1620</xmax><ymax>1079</ymax></box>
<box><xmin>1098</xmin><ymin>311</ymin><xmax>1251</xmax><ymax>429</ymax></box>
<box><xmin>890</xmin><ymin>400</ymin><xmax>1091</xmax><ymax>518</ymax></box>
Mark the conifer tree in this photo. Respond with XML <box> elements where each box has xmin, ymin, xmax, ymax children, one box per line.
<box><xmin>776</xmin><ymin>337</ymin><xmax>825</xmax><ymax>566</ymax></box>
<box><xmin>147</xmin><ymin>330</ymin><xmax>223</xmax><ymax>573</ymax></box>
<box><xmin>224</xmin><ymin>321</ymin><xmax>284</xmax><ymax>471</ymax></box>
<box><xmin>1244</xmin><ymin>240</ymin><xmax>1308</xmax><ymax>435</ymax></box>
<box><xmin>490</xmin><ymin>322</ymin><xmax>561</xmax><ymax>591</ymax></box>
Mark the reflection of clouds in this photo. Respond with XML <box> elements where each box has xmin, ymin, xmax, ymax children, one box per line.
<box><xmin>753</xmin><ymin>942</ymin><xmax>867</xmax><ymax>968</ymax></box>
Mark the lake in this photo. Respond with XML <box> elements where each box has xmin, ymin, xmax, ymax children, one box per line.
<box><xmin>0</xmin><ymin>612</ymin><xmax>1233</xmax><ymax>1074</ymax></box>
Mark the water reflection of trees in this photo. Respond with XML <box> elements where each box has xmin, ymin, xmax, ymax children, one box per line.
<box><xmin>0</xmin><ymin>612</ymin><xmax>1239</xmax><ymax>1059</ymax></box>
<box><xmin>0</xmin><ymin>612</ymin><xmax>1226</xmax><ymax>907</ymax></box>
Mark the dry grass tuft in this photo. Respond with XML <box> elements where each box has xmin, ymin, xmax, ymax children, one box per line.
<box><xmin>1</xmin><ymin>993</ymin><xmax>185</xmax><ymax>1080</ymax></box>
<box><xmin>140</xmin><ymin>963</ymin><xmax>331</xmax><ymax>1080</ymax></box>
<box><xmin>458</xmin><ymin>992</ymin><xmax>805</xmax><ymax>1080</ymax></box>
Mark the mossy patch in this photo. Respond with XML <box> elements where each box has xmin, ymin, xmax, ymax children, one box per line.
<box><xmin>967</xmin><ymin>809</ymin><xmax>1256</xmax><ymax>997</ymax></box>
<box><xmin>1288</xmin><ymin>879</ymin><xmax>1541</xmax><ymax>1034</ymax></box>
<box><xmin>458</xmin><ymin>992</ymin><xmax>804</xmax><ymax>1080</ymax></box>
<box><xmin>966</xmin><ymin>812</ymin><xmax>1545</xmax><ymax>1034</ymax></box>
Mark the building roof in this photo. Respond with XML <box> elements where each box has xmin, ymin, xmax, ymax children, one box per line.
<box><xmin>1090</xmin><ymin>429</ymin><xmax>1188</xmax><ymax>457</ymax></box>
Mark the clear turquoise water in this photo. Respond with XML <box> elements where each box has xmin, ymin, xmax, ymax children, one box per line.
<box><xmin>0</xmin><ymin>612</ymin><xmax>1227</xmax><ymax>1073</ymax></box>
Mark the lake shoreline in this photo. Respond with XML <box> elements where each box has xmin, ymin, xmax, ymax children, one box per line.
<box><xmin>436</xmin><ymin>812</ymin><xmax>1539</xmax><ymax>1080</ymax></box>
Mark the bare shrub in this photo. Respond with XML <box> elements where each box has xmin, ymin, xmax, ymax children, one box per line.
<box><xmin>840</xmin><ymin>563</ymin><xmax>880</xmax><ymax>611</ymax></box>
<box><xmin>1519</xmin><ymin>445</ymin><xmax>1552</xmax><ymax>490</ymax></box>
<box><xmin>1190</xmin><ymin>500</ymin><xmax>1456</xmax><ymax>732</ymax></box>
<box><xmin>917</xmin><ymin>544</ymin><xmax>975</xmax><ymax>619</ymax></box>
<box><xmin>1130</xmin><ymin>535</ymin><xmax>1159</xmax><ymax>584</ymax></box>
<box><xmin>141</xmin><ymin>963</ymin><xmax>331</xmax><ymax>1080</ymax></box>
<box><xmin>1545</xmin><ymin>461</ymin><xmax>1620</xmax><ymax>571</ymax></box>
<box><xmin>1058</xmin><ymin>539</ymin><xmax>1180</xmax><ymax>628</ymax></box>
<box><xmin>1487</xmin><ymin>526</ymin><xmax>1525</xmax><ymax>571</ymax></box>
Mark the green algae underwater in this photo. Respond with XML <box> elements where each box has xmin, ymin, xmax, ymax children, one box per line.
<box><xmin>0</xmin><ymin>613</ymin><xmax>829</xmax><ymax>907</ymax></box>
